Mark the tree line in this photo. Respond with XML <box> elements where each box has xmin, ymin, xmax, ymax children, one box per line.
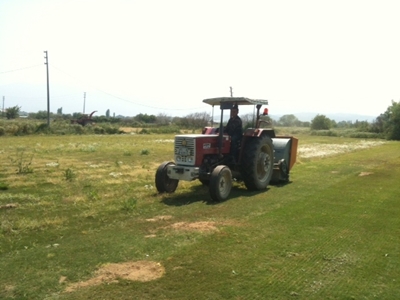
<box><xmin>2</xmin><ymin>101</ymin><xmax>400</xmax><ymax>140</ymax></box>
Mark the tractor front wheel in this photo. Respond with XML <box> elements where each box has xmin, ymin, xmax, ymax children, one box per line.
<box><xmin>209</xmin><ymin>165</ymin><xmax>232</xmax><ymax>202</ymax></box>
<box><xmin>155</xmin><ymin>161</ymin><xmax>179</xmax><ymax>193</ymax></box>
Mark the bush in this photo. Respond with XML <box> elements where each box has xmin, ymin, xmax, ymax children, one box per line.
<box><xmin>104</xmin><ymin>126</ymin><xmax>121</xmax><ymax>134</ymax></box>
<box><xmin>149</xmin><ymin>125</ymin><xmax>181</xmax><ymax>134</ymax></box>
<box><xmin>139</xmin><ymin>128</ymin><xmax>150</xmax><ymax>134</ymax></box>
<box><xmin>348</xmin><ymin>132</ymin><xmax>383</xmax><ymax>139</ymax></box>
<box><xmin>35</xmin><ymin>123</ymin><xmax>51</xmax><ymax>134</ymax></box>
<box><xmin>20</xmin><ymin>123</ymin><xmax>36</xmax><ymax>135</ymax></box>
<box><xmin>72</xmin><ymin>124</ymin><xmax>85</xmax><ymax>134</ymax></box>
<box><xmin>94</xmin><ymin>127</ymin><xmax>106</xmax><ymax>134</ymax></box>
<box><xmin>310</xmin><ymin>130</ymin><xmax>338</xmax><ymax>137</ymax></box>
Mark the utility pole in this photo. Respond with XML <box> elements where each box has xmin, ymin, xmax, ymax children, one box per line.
<box><xmin>230</xmin><ymin>86</ymin><xmax>233</xmax><ymax>97</ymax></box>
<box><xmin>83</xmin><ymin>92</ymin><xmax>86</xmax><ymax>114</ymax></box>
<box><xmin>2</xmin><ymin>96</ymin><xmax>4</xmax><ymax>118</ymax></box>
<box><xmin>44</xmin><ymin>51</ymin><xmax>50</xmax><ymax>127</ymax></box>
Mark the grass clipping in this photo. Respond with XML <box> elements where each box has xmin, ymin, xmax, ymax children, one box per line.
<box><xmin>65</xmin><ymin>261</ymin><xmax>165</xmax><ymax>292</ymax></box>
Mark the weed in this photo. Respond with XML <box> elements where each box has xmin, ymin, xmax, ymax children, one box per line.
<box><xmin>64</xmin><ymin>168</ymin><xmax>76</xmax><ymax>181</ymax></box>
<box><xmin>122</xmin><ymin>197</ymin><xmax>137</xmax><ymax>212</ymax></box>
<box><xmin>87</xmin><ymin>190</ymin><xmax>99</xmax><ymax>201</ymax></box>
<box><xmin>9</xmin><ymin>149</ymin><xmax>34</xmax><ymax>174</ymax></box>
<box><xmin>140</xmin><ymin>149</ymin><xmax>150</xmax><ymax>155</ymax></box>
<box><xmin>0</xmin><ymin>182</ymin><xmax>9</xmax><ymax>190</ymax></box>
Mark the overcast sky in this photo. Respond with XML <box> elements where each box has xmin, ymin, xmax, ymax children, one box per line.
<box><xmin>1</xmin><ymin>0</ymin><xmax>399</xmax><ymax>118</ymax></box>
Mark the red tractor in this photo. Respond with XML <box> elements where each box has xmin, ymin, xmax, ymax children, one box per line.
<box><xmin>155</xmin><ymin>97</ymin><xmax>298</xmax><ymax>201</ymax></box>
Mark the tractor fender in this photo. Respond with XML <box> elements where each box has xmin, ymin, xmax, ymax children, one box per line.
<box><xmin>239</xmin><ymin>129</ymin><xmax>276</xmax><ymax>163</ymax></box>
<box><xmin>243</xmin><ymin>128</ymin><xmax>276</xmax><ymax>138</ymax></box>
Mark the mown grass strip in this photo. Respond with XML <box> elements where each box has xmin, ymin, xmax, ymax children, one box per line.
<box><xmin>0</xmin><ymin>135</ymin><xmax>399</xmax><ymax>299</ymax></box>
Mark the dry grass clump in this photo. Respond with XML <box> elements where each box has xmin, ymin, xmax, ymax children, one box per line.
<box><xmin>298</xmin><ymin>140</ymin><xmax>385</xmax><ymax>158</ymax></box>
<box><xmin>65</xmin><ymin>261</ymin><xmax>165</xmax><ymax>292</ymax></box>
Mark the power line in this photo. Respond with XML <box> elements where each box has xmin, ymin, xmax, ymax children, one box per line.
<box><xmin>49</xmin><ymin>63</ymin><xmax>205</xmax><ymax>111</ymax></box>
<box><xmin>0</xmin><ymin>64</ymin><xmax>42</xmax><ymax>74</ymax></box>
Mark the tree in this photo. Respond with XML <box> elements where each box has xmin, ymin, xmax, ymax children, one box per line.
<box><xmin>370</xmin><ymin>114</ymin><xmax>385</xmax><ymax>133</ymax></box>
<box><xmin>175</xmin><ymin>112</ymin><xmax>210</xmax><ymax>128</ymax></box>
<box><xmin>135</xmin><ymin>113</ymin><xmax>156</xmax><ymax>123</ymax></box>
<box><xmin>155</xmin><ymin>113</ymin><xmax>171</xmax><ymax>125</ymax></box>
<box><xmin>30</xmin><ymin>110</ymin><xmax>48</xmax><ymax>119</ymax></box>
<box><xmin>354</xmin><ymin>120</ymin><xmax>370</xmax><ymax>132</ymax></box>
<box><xmin>310</xmin><ymin>114</ymin><xmax>332</xmax><ymax>130</ymax></box>
<box><xmin>5</xmin><ymin>105</ymin><xmax>21</xmax><ymax>119</ymax></box>
<box><xmin>336</xmin><ymin>120</ymin><xmax>353</xmax><ymax>128</ymax></box>
<box><xmin>240</xmin><ymin>113</ymin><xmax>258</xmax><ymax>129</ymax></box>
<box><xmin>377</xmin><ymin>100</ymin><xmax>400</xmax><ymax>140</ymax></box>
<box><xmin>72</xmin><ymin>112</ymin><xmax>84</xmax><ymax>119</ymax></box>
<box><xmin>279</xmin><ymin>114</ymin><xmax>299</xmax><ymax>127</ymax></box>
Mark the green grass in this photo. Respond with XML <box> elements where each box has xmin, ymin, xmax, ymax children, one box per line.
<box><xmin>0</xmin><ymin>134</ymin><xmax>399</xmax><ymax>299</ymax></box>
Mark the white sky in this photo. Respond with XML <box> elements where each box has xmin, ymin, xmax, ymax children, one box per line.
<box><xmin>1</xmin><ymin>0</ymin><xmax>399</xmax><ymax>118</ymax></box>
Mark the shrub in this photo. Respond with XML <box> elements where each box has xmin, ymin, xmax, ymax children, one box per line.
<box><xmin>64</xmin><ymin>168</ymin><xmax>76</xmax><ymax>181</ymax></box>
<box><xmin>94</xmin><ymin>127</ymin><xmax>105</xmax><ymax>134</ymax></box>
<box><xmin>36</xmin><ymin>123</ymin><xmax>50</xmax><ymax>134</ymax></box>
<box><xmin>348</xmin><ymin>132</ymin><xmax>382</xmax><ymax>139</ymax></box>
<box><xmin>0</xmin><ymin>182</ymin><xmax>9</xmax><ymax>190</ymax></box>
<box><xmin>140</xmin><ymin>149</ymin><xmax>150</xmax><ymax>155</ymax></box>
<box><xmin>9</xmin><ymin>149</ymin><xmax>34</xmax><ymax>174</ymax></box>
<box><xmin>104</xmin><ymin>126</ymin><xmax>120</xmax><ymax>134</ymax></box>
<box><xmin>310</xmin><ymin>130</ymin><xmax>338</xmax><ymax>137</ymax></box>
<box><xmin>122</xmin><ymin>198</ymin><xmax>137</xmax><ymax>212</ymax></box>
<box><xmin>139</xmin><ymin>128</ymin><xmax>150</xmax><ymax>134</ymax></box>
<box><xmin>20</xmin><ymin>123</ymin><xmax>36</xmax><ymax>135</ymax></box>
<box><xmin>72</xmin><ymin>124</ymin><xmax>85</xmax><ymax>134</ymax></box>
<box><xmin>151</xmin><ymin>125</ymin><xmax>181</xmax><ymax>134</ymax></box>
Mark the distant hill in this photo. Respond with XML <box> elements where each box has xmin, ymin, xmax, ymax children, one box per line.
<box><xmin>271</xmin><ymin>112</ymin><xmax>377</xmax><ymax>123</ymax></box>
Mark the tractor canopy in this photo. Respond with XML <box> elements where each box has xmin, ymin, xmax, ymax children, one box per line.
<box><xmin>203</xmin><ymin>97</ymin><xmax>268</xmax><ymax>107</ymax></box>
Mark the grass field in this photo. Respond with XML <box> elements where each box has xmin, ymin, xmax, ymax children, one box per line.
<box><xmin>0</xmin><ymin>133</ymin><xmax>399</xmax><ymax>299</ymax></box>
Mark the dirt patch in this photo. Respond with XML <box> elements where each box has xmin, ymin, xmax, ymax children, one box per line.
<box><xmin>145</xmin><ymin>234</ymin><xmax>157</xmax><ymax>238</ymax></box>
<box><xmin>359</xmin><ymin>172</ymin><xmax>373</xmax><ymax>176</ymax></box>
<box><xmin>0</xmin><ymin>203</ymin><xmax>18</xmax><ymax>210</ymax></box>
<box><xmin>146</xmin><ymin>215</ymin><xmax>173</xmax><ymax>222</ymax></box>
<box><xmin>167</xmin><ymin>221</ymin><xmax>219</xmax><ymax>232</ymax></box>
<box><xmin>65</xmin><ymin>261</ymin><xmax>165</xmax><ymax>293</ymax></box>
<box><xmin>119</xmin><ymin>127</ymin><xmax>140</xmax><ymax>133</ymax></box>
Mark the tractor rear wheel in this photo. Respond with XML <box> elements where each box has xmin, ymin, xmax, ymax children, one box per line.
<box><xmin>241</xmin><ymin>136</ymin><xmax>274</xmax><ymax>190</ymax></box>
<box><xmin>155</xmin><ymin>161</ymin><xmax>179</xmax><ymax>193</ymax></box>
<box><xmin>209</xmin><ymin>165</ymin><xmax>232</xmax><ymax>202</ymax></box>
<box><xmin>199</xmin><ymin>179</ymin><xmax>210</xmax><ymax>186</ymax></box>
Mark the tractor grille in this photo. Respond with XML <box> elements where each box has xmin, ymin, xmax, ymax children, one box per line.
<box><xmin>174</xmin><ymin>136</ymin><xmax>196</xmax><ymax>166</ymax></box>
